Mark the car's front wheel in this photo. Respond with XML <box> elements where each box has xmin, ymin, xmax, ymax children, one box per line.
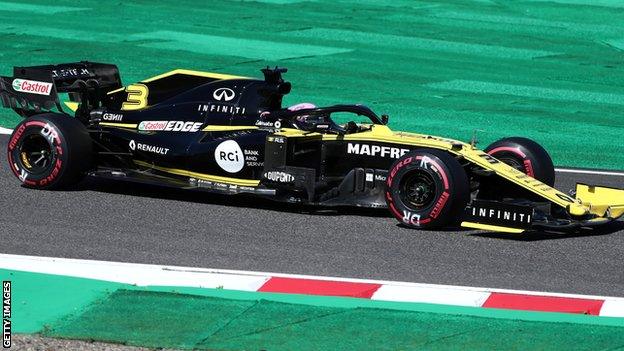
<box><xmin>385</xmin><ymin>149</ymin><xmax>470</xmax><ymax>229</ymax></box>
<box><xmin>485</xmin><ymin>137</ymin><xmax>555</xmax><ymax>186</ymax></box>
<box><xmin>7</xmin><ymin>113</ymin><xmax>92</xmax><ymax>189</ymax></box>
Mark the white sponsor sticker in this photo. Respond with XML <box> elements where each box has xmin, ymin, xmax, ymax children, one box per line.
<box><xmin>129</xmin><ymin>139</ymin><xmax>169</xmax><ymax>155</ymax></box>
<box><xmin>213</xmin><ymin>87</ymin><xmax>235</xmax><ymax>101</ymax></box>
<box><xmin>138</xmin><ymin>121</ymin><xmax>202</xmax><ymax>132</ymax></box>
<box><xmin>347</xmin><ymin>143</ymin><xmax>410</xmax><ymax>159</ymax></box>
<box><xmin>198</xmin><ymin>104</ymin><xmax>246</xmax><ymax>115</ymax></box>
<box><xmin>12</xmin><ymin>79</ymin><xmax>53</xmax><ymax>96</ymax></box>
<box><xmin>264</xmin><ymin>171</ymin><xmax>295</xmax><ymax>183</ymax></box>
<box><xmin>102</xmin><ymin>113</ymin><xmax>123</xmax><ymax>121</ymax></box>
<box><xmin>214</xmin><ymin>140</ymin><xmax>244</xmax><ymax>173</ymax></box>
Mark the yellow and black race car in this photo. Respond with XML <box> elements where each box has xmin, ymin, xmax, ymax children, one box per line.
<box><xmin>1</xmin><ymin>62</ymin><xmax>623</xmax><ymax>233</ymax></box>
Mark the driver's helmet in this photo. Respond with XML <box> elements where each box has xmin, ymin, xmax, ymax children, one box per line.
<box><xmin>288</xmin><ymin>103</ymin><xmax>319</xmax><ymax>130</ymax></box>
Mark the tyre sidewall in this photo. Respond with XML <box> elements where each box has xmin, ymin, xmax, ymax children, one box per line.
<box><xmin>8</xmin><ymin>118</ymin><xmax>68</xmax><ymax>188</ymax></box>
<box><xmin>386</xmin><ymin>150</ymin><xmax>468</xmax><ymax>228</ymax></box>
<box><xmin>7</xmin><ymin>114</ymin><xmax>91</xmax><ymax>189</ymax></box>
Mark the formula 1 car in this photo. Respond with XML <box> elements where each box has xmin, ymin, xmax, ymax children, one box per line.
<box><xmin>2</xmin><ymin>62</ymin><xmax>623</xmax><ymax>233</ymax></box>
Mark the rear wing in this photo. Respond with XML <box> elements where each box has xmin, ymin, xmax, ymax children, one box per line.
<box><xmin>0</xmin><ymin>61</ymin><xmax>122</xmax><ymax>117</ymax></box>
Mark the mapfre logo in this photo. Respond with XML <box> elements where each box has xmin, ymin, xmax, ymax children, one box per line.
<box><xmin>347</xmin><ymin>143</ymin><xmax>410</xmax><ymax>159</ymax></box>
<box><xmin>12</xmin><ymin>79</ymin><xmax>53</xmax><ymax>96</ymax></box>
<box><xmin>215</xmin><ymin>140</ymin><xmax>244</xmax><ymax>173</ymax></box>
<box><xmin>213</xmin><ymin>88</ymin><xmax>235</xmax><ymax>102</ymax></box>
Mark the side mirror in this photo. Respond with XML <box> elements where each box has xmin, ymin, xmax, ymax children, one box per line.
<box><xmin>381</xmin><ymin>114</ymin><xmax>389</xmax><ymax>125</ymax></box>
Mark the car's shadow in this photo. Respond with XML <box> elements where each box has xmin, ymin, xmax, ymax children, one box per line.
<box><xmin>469</xmin><ymin>220</ymin><xmax>624</xmax><ymax>241</ymax></box>
<box><xmin>58</xmin><ymin>177</ymin><xmax>624</xmax><ymax>239</ymax></box>
<box><xmin>68</xmin><ymin>176</ymin><xmax>391</xmax><ymax>218</ymax></box>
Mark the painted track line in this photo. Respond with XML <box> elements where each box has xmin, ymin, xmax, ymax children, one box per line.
<box><xmin>1</xmin><ymin>253</ymin><xmax>623</xmax><ymax>317</ymax></box>
<box><xmin>555</xmin><ymin>167</ymin><xmax>624</xmax><ymax>177</ymax></box>
<box><xmin>0</xmin><ymin>127</ymin><xmax>12</xmax><ymax>135</ymax></box>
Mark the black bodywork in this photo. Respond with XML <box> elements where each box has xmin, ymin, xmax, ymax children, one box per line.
<box><xmin>0</xmin><ymin>62</ymin><xmax>403</xmax><ymax>208</ymax></box>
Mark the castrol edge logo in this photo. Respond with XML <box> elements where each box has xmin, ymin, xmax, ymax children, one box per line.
<box><xmin>138</xmin><ymin>120</ymin><xmax>202</xmax><ymax>132</ymax></box>
<box><xmin>12</xmin><ymin>79</ymin><xmax>53</xmax><ymax>96</ymax></box>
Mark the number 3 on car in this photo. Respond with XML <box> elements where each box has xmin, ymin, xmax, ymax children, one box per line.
<box><xmin>121</xmin><ymin>84</ymin><xmax>148</xmax><ymax>111</ymax></box>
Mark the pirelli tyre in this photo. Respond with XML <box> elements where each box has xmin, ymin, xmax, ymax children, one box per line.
<box><xmin>385</xmin><ymin>149</ymin><xmax>470</xmax><ymax>229</ymax></box>
<box><xmin>7</xmin><ymin>113</ymin><xmax>92</xmax><ymax>189</ymax></box>
<box><xmin>485</xmin><ymin>137</ymin><xmax>555</xmax><ymax>186</ymax></box>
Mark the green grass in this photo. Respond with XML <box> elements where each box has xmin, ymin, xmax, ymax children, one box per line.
<box><xmin>49</xmin><ymin>289</ymin><xmax>624</xmax><ymax>351</ymax></box>
<box><xmin>1</xmin><ymin>0</ymin><xmax>623</xmax><ymax>168</ymax></box>
<box><xmin>6</xmin><ymin>268</ymin><xmax>624</xmax><ymax>350</ymax></box>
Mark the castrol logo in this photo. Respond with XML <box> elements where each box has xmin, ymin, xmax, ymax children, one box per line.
<box><xmin>12</xmin><ymin>79</ymin><xmax>53</xmax><ymax>96</ymax></box>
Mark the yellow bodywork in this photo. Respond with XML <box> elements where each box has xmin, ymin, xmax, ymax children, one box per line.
<box><xmin>107</xmin><ymin>69</ymin><xmax>249</xmax><ymax>95</ymax></box>
<box><xmin>141</xmin><ymin>69</ymin><xmax>248</xmax><ymax>83</ymax></box>
<box><xmin>202</xmin><ymin>125</ymin><xmax>258</xmax><ymax>132</ymax></box>
<box><xmin>64</xmin><ymin>101</ymin><xmax>80</xmax><ymax>112</ymax></box>
<box><xmin>575</xmin><ymin>183</ymin><xmax>624</xmax><ymax>218</ymax></box>
<box><xmin>133</xmin><ymin>160</ymin><xmax>259</xmax><ymax>187</ymax></box>
<box><xmin>460</xmin><ymin>222</ymin><xmax>525</xmax><ymax>234</ymax></box>
<box><xmin>100</xmin><ymin>122</ymin><xmax>137</xmax><ymax>129</ymax></box>
<box><xmin>275</xmin><ymin>124</ymin><xmax>623</xmax><ymax>225</ymax></box>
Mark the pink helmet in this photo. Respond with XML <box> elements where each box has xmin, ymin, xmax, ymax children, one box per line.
<box><xmin>287</xmin><ymin>102</ymin><xmax>316</xmax><ymax>111</ymax></box>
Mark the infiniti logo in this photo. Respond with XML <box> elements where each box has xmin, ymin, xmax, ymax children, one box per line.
<box><xmin>213</xmin><ymin>88</ymin><xmax>235</xmax><ymax>101</ymax></box>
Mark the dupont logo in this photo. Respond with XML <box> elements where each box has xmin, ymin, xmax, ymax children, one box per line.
<box><xmin>11</xmin><ymin>79</ymin><xmax>53</xmax><ymax>96</ymax></box>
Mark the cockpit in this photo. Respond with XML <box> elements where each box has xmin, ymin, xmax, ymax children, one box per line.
<box><xmin>259</xmin><ymin>104</ymin><xmax>389</xmax><ymax>135</ymax></box>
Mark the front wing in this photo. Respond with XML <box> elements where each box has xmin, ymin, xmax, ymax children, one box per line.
<box><xmin>461</xmin><ymin>183</ymin><xmax>624</xmax><ymax>233</ymax></box>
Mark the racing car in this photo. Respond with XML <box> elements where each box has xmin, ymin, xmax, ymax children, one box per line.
<box><xmin>1</xmin><ymin>61</ymin><xmax>623</xmax><ymax>233</ymax></box>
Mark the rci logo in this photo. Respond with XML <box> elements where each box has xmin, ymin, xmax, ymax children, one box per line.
<box><xmin>214</xmin><ymin>140</ymin><xmax>244</xmax><ymax>173</ymax></box>
<box><xmin>213</xmin><ymin>88</ymin><xmax>235</xmax><ymax>102</ymax></box>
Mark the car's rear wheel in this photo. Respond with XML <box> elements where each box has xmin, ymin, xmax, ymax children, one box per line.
<box><xmin>385</xmin><ymin>149</ymin><xmax>470</xmax><ymax>229</ymax></box>
<box><xmin>485</xmin><ymin>137</ymin><xmax>555</xmax><ymax>186</ymax></box>
<box><xmin>7</xmin><ymin>113</ymin><xmax>93</xmax><ymax>189</ymax></box>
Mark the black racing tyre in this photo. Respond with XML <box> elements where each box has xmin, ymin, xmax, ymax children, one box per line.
<box><xmin>485</xmin><ymin>137</ymin><xmax>555</xmax><ymax>186</ymax></box>
<box><xmin>385</xmin><ymin>149</ymin><xmax>470</xmax><ymax>229</ymax></box>
<box><xmin>7</xmin><ymin>113</ymin><xmax>92</xmax><ymax>189</ymax></box>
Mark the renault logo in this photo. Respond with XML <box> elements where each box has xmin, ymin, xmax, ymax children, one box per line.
<box><xmin>129</xmin><ymin>139</ymin><xmax>136</xmax><ymax>151</ymax></box>
<box><xmin>213</xmin><ymin>88</ymin><xmax>235</xmax><ymax>101</ymax></box>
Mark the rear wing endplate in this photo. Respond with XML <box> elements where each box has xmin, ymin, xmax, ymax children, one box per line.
<box><xmin>0</xmin><ymin>61</ymin><xmax>122</xmax><ymax>117</ymax></box>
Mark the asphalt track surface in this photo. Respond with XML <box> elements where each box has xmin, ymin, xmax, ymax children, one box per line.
<box><xmin>0</xmin><ymin>134</ymin><xmax>623</xmax><ymax>297</ymax></box>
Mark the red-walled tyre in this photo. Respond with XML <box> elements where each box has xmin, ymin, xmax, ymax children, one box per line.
<box><xmin>385</xmin><ymin>149</ymin><xmax>470</xmax><ymax>229</ymax></box>
<box><xmin>7</xmin><ymin>113</ymin><xmax>92</xmax><ymax>189</ymax></box>
<box><xmin>485</xmin><ymin>137</ymin><xmax>555</xmax><ymax>186</ymax></box>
